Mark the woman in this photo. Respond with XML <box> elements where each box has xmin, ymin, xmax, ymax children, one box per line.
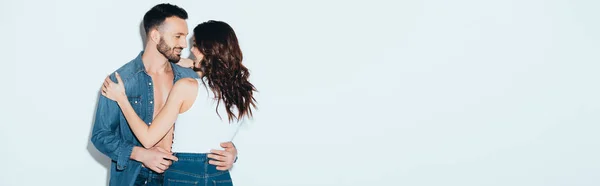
<box><xmin>102</xmin><ymin>20</ymin><xmax>256</xmax><ymax>185</ymax></box>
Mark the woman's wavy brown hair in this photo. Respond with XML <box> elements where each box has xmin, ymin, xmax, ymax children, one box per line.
<box><xmin>192</xmin><ymin>20</ymin><xmax>257</xmax><ymax>122</ymax></box>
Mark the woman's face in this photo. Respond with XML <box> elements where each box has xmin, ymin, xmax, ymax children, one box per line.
<box><xmin>190</xmin><ymin>37</ymin><xmax>205</xmax><ymax>68</ymax></box>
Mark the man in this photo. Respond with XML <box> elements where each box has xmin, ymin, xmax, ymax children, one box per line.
<box><xmin>91</xmin><ymin>3</ymin><xmax>238</xmax><ymax>186</ymax></box>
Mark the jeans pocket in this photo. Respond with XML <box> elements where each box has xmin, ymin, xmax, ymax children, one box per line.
<box><xmin>212</xmin><ymin>179</ymin><xmax>233</xmax><ymax>186</ymax></box>
<box><xmin>166</xmin><ymin>178</ymin><xmax>199</xmax><ymax>186</ymax></box>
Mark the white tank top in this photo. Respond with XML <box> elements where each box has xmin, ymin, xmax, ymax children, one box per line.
<box><xmin>171</xmin><ymin>78</ymin><xmax>243</xmax><ymax>153</ymax></box>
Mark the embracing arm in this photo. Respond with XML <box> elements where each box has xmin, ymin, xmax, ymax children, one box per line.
<box><xmin>105</xmin><ymin>73</ymin><xmax>196</xmax><ymax>148</ymax></box>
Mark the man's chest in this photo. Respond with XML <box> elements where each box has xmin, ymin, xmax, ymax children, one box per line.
<box><xmin>149</xmin><ymin>74</ymin><xmax>174</xmax><ymax>116</ymax></box>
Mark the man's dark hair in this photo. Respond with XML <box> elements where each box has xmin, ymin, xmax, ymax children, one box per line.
<box><xmin>143</xmin><ymin>3</ymin><xmax>188</xmax><ymax>35</ymax></box>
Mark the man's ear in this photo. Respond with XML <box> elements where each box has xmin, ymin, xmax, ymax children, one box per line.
<box><xmin>149</xmin><ymin>29</ymin><xmax>161</xmax><ymax>44</ymax></box>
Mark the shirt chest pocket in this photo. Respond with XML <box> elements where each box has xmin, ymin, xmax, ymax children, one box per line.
<box><xmin>128</xmin><ymin>96</ymin><xmax>142</xmax><ymax>110</ymax></box>
<box><xmin>119</xmin><ymin>96</ymin><xmax>145</xmax><ymax>140</ymax></box>
<box><xmin>119</xmin><ymin>96</ymin><xmax>143</xmax><ymax>119</ymax></box>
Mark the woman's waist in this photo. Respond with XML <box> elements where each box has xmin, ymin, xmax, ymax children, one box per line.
<box><xmin>167</xmin><ymin>152</ymin><xmax>229</xmax><ymax>177</ymax></box>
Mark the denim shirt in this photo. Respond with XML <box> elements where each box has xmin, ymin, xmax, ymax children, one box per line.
<box><xmin>91</xmin><ymin>51</ymin><xmax>199</xmax><ymax>186</ymax></box>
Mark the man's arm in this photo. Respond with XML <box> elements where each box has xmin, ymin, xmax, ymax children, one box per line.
<box><xmin>90</xmin><ymin>74</ymin><xmax>136</xmax><ymax>170</ymax></box>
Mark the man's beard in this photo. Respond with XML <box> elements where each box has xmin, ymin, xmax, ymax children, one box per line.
<box><xmin>157</xmin><ymin>37</ymin><xmax>183</xmax><ymax>63</ymax></box>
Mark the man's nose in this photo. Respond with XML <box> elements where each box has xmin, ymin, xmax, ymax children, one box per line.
<box><xmin>180</xmin><ymin>40</ymin><xmax>188</xmax><ymax>49</ymax></box>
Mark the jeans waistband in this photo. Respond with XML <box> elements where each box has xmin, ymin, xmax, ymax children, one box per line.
<box><xmin>172</xmin><ymin>152</ymin><xmax>210</xmax><ymax>162</ymax></box>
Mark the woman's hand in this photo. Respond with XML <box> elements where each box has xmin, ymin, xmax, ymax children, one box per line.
<box><xmin>101</xmin><ymin>72</ymin><xmax>127</xmax><ymax>103</ymax></box>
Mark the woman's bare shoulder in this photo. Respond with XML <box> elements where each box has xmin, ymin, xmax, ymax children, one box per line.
<box><xmin>172</xmin><ymin>78</ymin><xmax>199</xmax><ymax>97</ymax></box>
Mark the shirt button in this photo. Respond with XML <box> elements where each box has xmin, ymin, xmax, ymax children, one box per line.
<box><xmin>149</xmin><ymin>82</ymin><xmax>152</xmax><ymax>86</ymax></box>
<box><xmin>150</xmin><ymin>101</ymin><xmax>153</xmax><ymax>104</ymax></box>
<box><xmin>134</xmin><ymin>101</ymin><xmax>137</xmax><ymax>104</ymax></box>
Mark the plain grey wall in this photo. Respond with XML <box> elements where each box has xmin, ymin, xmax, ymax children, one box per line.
<box><xmin>1</xmin><ymin>0</ymin><xmax>599</xmax><ymax>185</ymax></box>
